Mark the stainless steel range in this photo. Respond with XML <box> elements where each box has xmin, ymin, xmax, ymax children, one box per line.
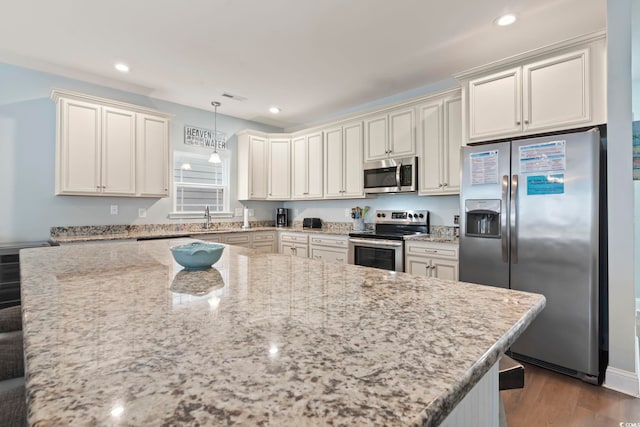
<box><xmin>348</xmin><ymin>209</ymin><xmax>429</xmax><ymax>272</ymax></box>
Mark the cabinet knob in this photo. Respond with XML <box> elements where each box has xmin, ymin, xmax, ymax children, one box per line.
<box><xmin>164</xmin><ymin>188</ymin><xmax>168</xmax><ymax>191</ymax></box>
<box><xmin>443</xmin><ymin>183</ymin><xmax>448</xmax><ymax>187</ymax></box>
<box><xmin>438</xmin><ymin>183</ymin><xmax>443</xmax><ymax>187</ymax></box>
<box><xmin>516</xmin><ymin>121</ymin><xmax>521</xmax><ymax>125</ymax></box>
<box><xmin>431</xmin><ymin>265</ymin><xmax>436</xmax><ymax>270</ymax></box>
<box><xmin>102</xmin><ymin>186</ymin><xmax>106</xmax><ymax>189</ymax></box>
<box><xmin>524</xmin><ymin>120</ymin><xmax>529</xmax><ymax>125</ymax></box>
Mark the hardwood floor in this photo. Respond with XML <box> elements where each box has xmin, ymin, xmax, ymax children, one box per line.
<box><xmin>502</xmin><ymin>362</ymin><xmax>640</xmax><ymax>426</ymax></box>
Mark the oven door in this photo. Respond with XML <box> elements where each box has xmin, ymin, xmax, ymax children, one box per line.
<box><xmin>348</xmin><ymin>238</ymin><xmax>404</xmax><ymax>272</ymax></box>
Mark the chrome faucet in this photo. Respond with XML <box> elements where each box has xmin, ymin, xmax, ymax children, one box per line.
<box><xmin>204</xmin><ymin>205</ymin><xmax>210</xmax><ymax>229</ymax></box>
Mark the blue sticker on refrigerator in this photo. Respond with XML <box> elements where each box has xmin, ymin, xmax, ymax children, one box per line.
<box><xmin>526</xmin><ymin>174</ymin><xmax>565</xmax><ymax>195</ymax></box>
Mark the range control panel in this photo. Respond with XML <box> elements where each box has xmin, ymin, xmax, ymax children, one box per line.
<box><xmin>374</xmin><ymin>210</ymin><xmax>428</xmax><ymax>225</ymax></box>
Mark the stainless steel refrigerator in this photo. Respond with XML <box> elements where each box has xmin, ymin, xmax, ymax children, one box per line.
<box><xmin>459</xmin><ymin>127</ymin><xmax>602</xmax><ymax>383</ymax></box>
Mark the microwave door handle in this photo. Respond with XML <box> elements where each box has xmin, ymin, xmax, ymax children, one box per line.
<box><xmin>396</xmin><ymin>163</ymin><xmax>402</xmax><ymax>189</ymax></box>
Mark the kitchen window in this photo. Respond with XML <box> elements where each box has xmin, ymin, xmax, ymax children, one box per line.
<box><xmin>170</xmin><ymin>151</ymin><xmax>231</xmax><ymax>218</ymax></box>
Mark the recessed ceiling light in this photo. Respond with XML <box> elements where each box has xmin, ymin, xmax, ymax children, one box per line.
<box><xmin>269</xmin><ymin>107</ymin><xmax>281</xmax><ymax>114</ymax></box>
<box><xmin>114</xmin><ymin>63</ymin><xmax>130</xmax><ymax>73</ymax></box>
<box><xmin>495</xmin><ymin>14</ymin><xmax>517</xmax><ymax>26</ymax></box>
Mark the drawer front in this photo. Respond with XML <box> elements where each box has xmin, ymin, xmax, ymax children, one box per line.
<box><xmin>310</xmin><ymin>236</ymin><xmax>348</xmax><ymax>248</ymax></box>
<box><xmin>406</xmin><ymin>242</ymin><xmax>458</xmax><ymax>259</ymax></box>
<box><xmin>280</xmin><ymin>233</ymin><xmax>309</xmax><ymax>243</ymax></box>
<box><xmin>226</xmin><ymin>234</ymin><xmax>251</xmax><ymax>245</ymax></box>
<box><xmin>310</xmin><ymin>247</ymin><xmax>347</xmax><ymax>263</ymax></box>
<box><xmin>253</xmin><ymin>232</ymin><xmax>275</xmax><ymax>242</ymax></box>
<box><xmin>195</xmin><ymin>234</ymin><xmax>226</xmax><ymax>243</ymax></box>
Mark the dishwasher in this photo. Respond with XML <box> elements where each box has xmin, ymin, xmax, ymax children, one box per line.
<box><xmin>0</xmin><ymin>241</ymin><xmax>53</xmax><ymax>309</ymax></box>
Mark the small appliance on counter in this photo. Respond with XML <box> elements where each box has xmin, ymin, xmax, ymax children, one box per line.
<box><xmin>275</xmin><ymin>208</ymin><xmax>290</xmax><ymax>227</ymax></box>
<box><xmin>302</xmin><ymin>218</ymin><xmax>322</xmax><ymax>229</ymax></box>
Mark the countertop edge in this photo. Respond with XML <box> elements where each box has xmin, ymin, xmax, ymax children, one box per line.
<box><xmin>417</xmin><ymin>294</ymin><xmax>546</xmax><ymax>426</ymax></box>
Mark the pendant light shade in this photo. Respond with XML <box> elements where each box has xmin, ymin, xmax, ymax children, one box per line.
<box><xmin>208</xmin><ymin>152</ymin><xmax>221</xmax><ymax>163</ymax></box>
<box><xmin>209</xmin><ymin>101</ymin><xmax>222</xmax><ymax>164</ymax></box>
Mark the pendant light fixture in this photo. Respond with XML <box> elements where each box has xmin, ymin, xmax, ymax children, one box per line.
<box><xmin>208</xmin><ymin>101</ymin><xmax>222</xmax><ymax>164</ymax></box>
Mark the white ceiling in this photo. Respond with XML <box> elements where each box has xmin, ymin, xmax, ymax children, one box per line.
<box><xmin>0</xmin><ymin>0</ymin><xmax>605</xmax><ymax>129</ymax></box>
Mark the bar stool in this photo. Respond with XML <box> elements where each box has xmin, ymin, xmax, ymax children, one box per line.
<box><xmin>0</xmin><ymin>306</ymin><xmax>26</xmax><ymax>427</ymax></box>
<box><xmin>498</xmin><ymin>355</ymin><xmax>525</xmax><ymax>427</ymax></box>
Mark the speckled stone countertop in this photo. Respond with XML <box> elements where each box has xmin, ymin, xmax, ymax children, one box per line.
<box><xmin>20</xmin><ymin>239</ymin><xmax>543</xmax><ymax>426</ymax></box>
<box><xmin>50</xmin><ymin>224</ymin><xmax>360</xmax><ymax>243</ymax></box>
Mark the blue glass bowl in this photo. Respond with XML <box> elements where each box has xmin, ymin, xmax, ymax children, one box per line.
<box><xmin>170</xmin><ymin>242</ymin><xmax>224</xmax><ymax>270</ymax></box>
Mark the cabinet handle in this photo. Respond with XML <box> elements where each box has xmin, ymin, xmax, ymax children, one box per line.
<box><xmin>431</xmin><ymin>266</ymin><xmax>437</xmax><ymax>270</ymax></box>
<box><xmin>524</xmin><ymin>120</ymin><xmax>529</xmax><ymax>125</ymax></box>
<box><xmin>164</xmin><ymin>188</ymin><xmax>168</xmax><ymax>191</ymax></box>
<box><xmin>438</xmin><ymin>184</ymin><xmax>443</xmax><ymax>188</ymax></box>
<box><xmin>516</xmin><ymin>120</ymin><xmax>521</xmax><ymax>125</ymax></box>
<box><xmin>422</xmin><ymin>249</ymin><xmax>437</xmax><ymax>253</ymax></box>
<box><xmin>102</xmin><ymin>186</ymin><xmax>106</xmax><ymax>189</ymax></box>
<box><xmin>443</xmin><ymin>183</ymin><xmax>448</xmax><ymax>187</ymax></box>
<box><xmin>96</xmin><ymin>186</ymin><xmax>100</xmax><ymax>190</ymax></box>
<box><xmin>269</xmin><ymin>193</ymin><xmax>272</xmax><ymax>196</ymax></box>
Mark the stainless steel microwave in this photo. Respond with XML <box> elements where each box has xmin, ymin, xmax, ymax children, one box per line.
<box><xmin>363</xmin><ymin>156</ymin><xmax>418</xmax><ymax>194</ymax></box>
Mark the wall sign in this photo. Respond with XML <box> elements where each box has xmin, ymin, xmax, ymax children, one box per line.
<box><xmin>184</xmin><ymin>125</ymin><xmax>227</xmax><ymax>150</ymax></box>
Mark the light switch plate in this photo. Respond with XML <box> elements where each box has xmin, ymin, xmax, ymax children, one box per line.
<box><xmin>138</xmin><ymin>208</ymin><xmax>147</xmax><ymax>218</ymax></box>
<box><xmin>110</xmin><ymin>205</ymin><xmax>118</xmax><ymax>215</ymax></box>
<box><xmin>249</xmin><ymin>209</ymin><xmax>254</xmax><ymax>217</ymax></box>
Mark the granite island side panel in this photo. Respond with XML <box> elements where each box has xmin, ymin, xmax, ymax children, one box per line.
<box><xmin>19</xmin><ymin>239</ymin><xmax>544</xmax><ymax>426</ymax></box>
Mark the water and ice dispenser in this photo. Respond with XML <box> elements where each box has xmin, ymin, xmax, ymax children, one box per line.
<box><xmin>465</xmin><ymin>199</ymin><xmax>501</xmax><ymax>238</ymax></box>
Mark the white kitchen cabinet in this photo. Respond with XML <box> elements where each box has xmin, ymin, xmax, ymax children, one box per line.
<box><xmin>309</xmin><ymin>235</ymin><xmax>348</xmax><ymax>263</ymax></box>
<box><xmin>52</xmin><ymin>90</ymin><xmax>171</xmax><ymax>198</ymax></box>
<box><xmin>279</xmin><ymin>232</ymin><xmax>309</xmax><ymax>258</ymax></box>
<box><xmin>418</xmin><ymin>90</ymin><xmax>462</xmax><ymax>196</ymax></box>
<box><xmin>292</xmin><ymin>132</ymin><xmax>323</xmax><ymax>199</ymax></box>
<box><xmin>459</xmin><ymin>33</ymin><xmax>606</xmax><ymax>143</ymax></box>
<box><xmin>364</xmin><ymin>107</ymin><xmax>415</xmax><ymax>162</ymax></box>
<box><xmin>237</xmin><ymin>132</ymin><xmax>268</xmax><ymax>200</ymax></box>
<box><xmin>268</xmin><ymin>138</ymin><xmax>291</xmax><ymax>200</ymax></box>
<box><xmin>137</xmin><ymin>114</ymin><xmax>169</xmax><ymax>197</ymax></box>
<box><xmin>324</xmin><ymin>122</ymin><xmax>364</xmax><ymax>199</ymax></box>
<box><xmin>405</xmin><ymin>241</ymin><xmax>459</xmax><ymax>280</ymax></box>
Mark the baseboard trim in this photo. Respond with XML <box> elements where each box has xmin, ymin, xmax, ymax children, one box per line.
<box><xmin>604</xmin><ymin>366</ymin><xmax>640</xmax><ymax>397</ymax></box>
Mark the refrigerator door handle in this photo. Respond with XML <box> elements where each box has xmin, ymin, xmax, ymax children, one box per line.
<box><xmin>501</xmin><ymin>175</ymin><xmax>509</xmax><ymax>263</ymax></box>
<box><xmin>510</xmin><ymin>174</ymin><xmax>519</xmax><ymax>264</ymax></box>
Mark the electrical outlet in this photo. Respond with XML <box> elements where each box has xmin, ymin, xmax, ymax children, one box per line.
<box><xmin>234</xmin><ymin>208</ymin><xmax>243</xmax><ymax>217</ymax></box>
<box><xmin>453</xmin><ymin>214</ymin><xmax>460</xmax><ymax>225</ymax></box>
<box><xmin>110</xmin><ymin>205</ymin><xmax>118</xmax><ymax>215</ymax></box>
<box><xmin>345</xmin><ymin>208</ymin><xmax>351</xmax><ymax>218</ymax></box>
<box><xmin>138</xmin><ymin>208</ymin><xmax>147</xmax><ymax>218</ymax></box>
<box><xmin>249</xmin><ymin>209</ymin><xmax>254</xmax><ymax>217</ymax></box>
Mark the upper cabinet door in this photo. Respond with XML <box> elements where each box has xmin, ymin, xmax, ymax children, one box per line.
<box><xmin>443</xmin><ymin>95</ymin><xmax>462</xmax><ymax>194</ymax></box>
<box><xmin>291</xmin><ymin>136</ymin><xmax>307</xmax><ymax>199</ymax></box>
<box><xmin>468</xmin><ymin>67</ymin><xmax>522</xmax><ymax>141</ymax></box>
<box><xmin>137</xmin><ymin>114</ymin><xmax>169</xmax><ymax>197</ymax></box>
<box><xmin>268</xmin><ymin>138</ymin><xmax>291</xmax><ymax>199</ymax></box>
<box><xmin>388</xmin><ymin>107</ymin><xmax>415</xmax><ymax>158</ymax></box>
<box><xmin>57</xmin><ymin>98</ymin><xmax>102</xmax><ymax>194</ymax></box>
<box><xmin>324</xmin><ymin>127</ymin><xmax>343</xmax><ymax>198</ymax></box>
<box><xmin>249</xmin><ymin>135</ymin><xmax>268</xmax><ymax>199</ymax></box>
<box><xmin>306</xmin><ymin>132</ymin><xmax>324</xmax><ymax>199</ymax></box>
<box><xmin>101</xmin><ymin>107</ymin><xmax>136</xmax><ymax>195</ymax></box>
<box><xmin>417</xmin><ymin>100</ymin><xmax>443</xmax><ymax>195</ymax></box>
<box><xmin>364</xmin><ymin>114</ymin><xmax>388</xmax><ymax>161</ymax></box>
<box><xmin>342</xmin><ymin>122</ymin><xmax>364</xmax><ymax>197</ymax></box>
<box><xmin>522</xmin><ymin>49</ymin><xmax>590</xmax><ymax>133</ymax></box>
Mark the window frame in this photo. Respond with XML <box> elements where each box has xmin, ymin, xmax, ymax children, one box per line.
<box><xmin>168</xmin><ymin>150</ymin><xmax>233</xmax><ymax>219</ymax></box>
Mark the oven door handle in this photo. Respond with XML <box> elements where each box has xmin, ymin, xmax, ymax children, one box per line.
<box><xmin>349</xmin><ymin>238</ymin><xmax>403</xmax><ymax>248</ymax></box>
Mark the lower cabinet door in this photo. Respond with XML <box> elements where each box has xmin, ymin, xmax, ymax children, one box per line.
<box><xmin>432</xmin><ymin>258</ymin><xmax>459</xmax><ymax>281</ymax></box>
<box><xmin>310</xmin><ymin>247</ymin><xmax>347</xmax><ymax>263</ymax></box>
<box><xmin>405</xmin><ymin>256</ymin><xmax>432</xmax><ymax>277</ymax></box>
<box><xmin>294</xmin><ymin>245</ymin><xmax>308</xmax><ymax>258</ymax></box>
<box><xmin>253</xmin><ymin>242</ymin><xmax>275</xmax><ymax>254</ymax></box>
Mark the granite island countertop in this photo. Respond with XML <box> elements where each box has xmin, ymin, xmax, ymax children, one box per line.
<box><xmin>20</xmin><ymin>239</ymin><xmax>543</xmax><ymax>426</ymax></box>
